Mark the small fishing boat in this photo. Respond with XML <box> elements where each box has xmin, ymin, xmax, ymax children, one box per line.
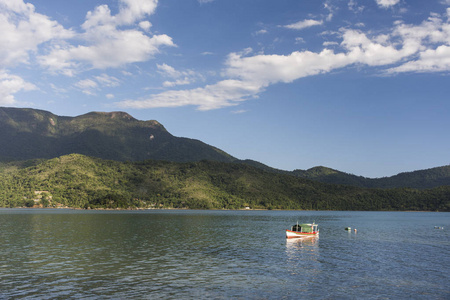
<box><xmin>286</xmin><ymin>222</ymin><xmax>319</xmax><ymax>238</ymax></box>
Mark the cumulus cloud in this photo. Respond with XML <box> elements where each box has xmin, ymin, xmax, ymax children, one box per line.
<box><xmin>0</xmin><ymin>70</ymin><xmax>37</xmax><ymax>105</ymax></box>
<box><xmin>118</xmin><ymin>48</ymin><xmax>353</xmax><ymax>110</ymax></box>
<box><xmin>255</xmin><ymin>29</ymin><xmax>268</xmax><ymax>35</ymax></box>
<box><xmin>157</xmin><ymin>63</ymin><xmax>202</xmax><ymax>87</ymax></box>
<box><xmin>375</xmin><ymin>0</ymin><xmax>400</xmax><ymax>8</ymax></box>
<box><xmin>388</xmin><ymin>46</ymin><xmax>450</xmax><ymax>73</ymax></box>
<box><xmin>75</xmin><ymin>73</ymin><xmax>121</xmax><ymax>95</ymax></box>
<box><xmin>75</xmin><ymin>79</ymin><xmax>99</xmax><ymax>95</ymax></box>
<box><xmin>0</xmin><ymin>0</ymin><xmax>73</xmax><ymax>66</ymax></box>
<box><xmin>82</xmin><ymin>0</ymin><xmax>158</xmax><ymax>28</ymax></box>
<box><xmin>284</xmin><ymin>19</ymin><xmax>323</xmax><ymax>30</ymax></box>
<box><xmin>35</xmin><ymin>0</ymin><xmax>174</xmax><ymax>75</ymax></box>
<box><xmin>118</xmin><ymin>79</ymin><xmax>261</xmax><ymax>110</ymax></box>
<box><xmin>95</xmin><ymin>74</ymin><xmax>121</xmax><ymax>87</ymax></box>
<box><xmin>224</xmin><ymin>50</ymin><xmax>350</xmax><ymax>85</ymax></box>
<box><xmin>0</xmin><ymin>0</ymin><xmax>174</xmax><ymax>76</ymax></box>
<box><xmin>157</xmin><ymin>64</ymin><xmax>181</xmax><ymax>78</ymax></box>
<box><xmin>139</xmin><ymin>20</ymin><xmax>152</xmax><ymax>31</ymax></box>
<box><xmin>348</xmin><ymin>0</ymin><xmax>364</xmax><ymax>13</ymax></box>
<box><xmin>117</xmin><ymin>10</ymin><xmax>450</xmax><ymax>111</ymax></box>
<box><xmin>323</xmin><ymin>1</ymin><xmax>335</xmax><ymax>21</ymax></box>
<box><xmin>387</xmin><ymin>13</ymin><xmax>450</xmax><ymax>73</ymax></box>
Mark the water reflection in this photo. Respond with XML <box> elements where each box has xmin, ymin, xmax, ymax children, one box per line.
<box><xmin>1</xmin><ymin>209</ymin><xmax>449</xmax><ymax>299</ymax></box>
<box><xmin>283</xmin><ymin>236</ymin><xmax>323</xmax><ymax>296</ymax></box>
<box><xmin>286</xmin><ymin>236</ymin><xmax>319</xmax><ymax>248</ymax></box>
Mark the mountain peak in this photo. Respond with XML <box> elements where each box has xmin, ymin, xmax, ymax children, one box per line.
<box><xmin>83</xmin><ymin>111</ymin><xmax>136</xmax><ymax>121</ymax></box>
<box><xmin>0</xmin><ymin>107</ymin><xmax>236</xmax><ymax>163</ymax></box>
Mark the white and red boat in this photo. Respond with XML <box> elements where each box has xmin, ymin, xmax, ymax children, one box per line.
<box><xmin>286</xmin><ymin>222</ymin><xmax>319</xmax><ymax>238</ymax></box>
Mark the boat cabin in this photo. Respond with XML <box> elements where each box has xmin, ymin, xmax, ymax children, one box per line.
<box><xmin>291</xmin><ymin>223</ymin><xmax>318</xmax><ymax>233</ymax></box>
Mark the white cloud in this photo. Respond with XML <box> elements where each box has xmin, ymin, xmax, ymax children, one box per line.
<box><xmin>157</xmin><ymin>63</ymin><xmax>202</xmax><ymax>87</ymax></box>
<box><xmin>139</xmin><ymin>20</ymin><xmax>152</xmax><ymax>31</ymax></box>
<box><xmin>386</xmin><ymin>13</ymin><xmax>450</xmax><ymax>73</ymax></box>
<box><xmin>157</xmin><ymin>63</ymin><xmax>181</xmax><ymax>78</ymax></box>
<box><xmin>375</xmin><ymin>0</ymin><xmax>400</xmax><ymax>8</ymax></box>
<box><xmin>340</xmin><ymin>30</ymin><xmax>412</xmax><ymax>66</ymax></box>
<box><xmin>95</xmin><ymin>74</ymin><xmax>121</xmax><ymax>87</ymax></box>
<box><xmin>0</xmin><ymin>0</ymin><xmax>173</xmax><ymax>76</ymax></box>
<box><xmin>36</xmin><ymin>0</ymin><xmax>174</xmax><ymax>75</ymax></box>
<box><xmin>0</xmin><ymin>0</ymin><xmax>73</xmax><ymax>66</ymax></box>
<box><xmin>118</xmin><ymin>79</ymin><xmax>261</xmax><ymax>110</ymax></box>
<box><xmin>163</xmin><ymin>78</ymin><xmax>192</xmax><ymax>88</ymax></box>
<box><xmin>232</xmin><ymin>109</ymin><xmax>248</xmax><ymax>114</ymax></box>
<box><xmin>255</xmin><ymin>29</ymin><xmax>268</xmax><ymax>35</ymax></box>
<box><xmin>348</xmin><ymin>0</ymin><xmax>364</xmax><ymax>13</ymax></box>
<box><xmin>117</xmin><ymin>49</ymin><xmax>352</xmax><ymax>110</ymax></box>
<box><xmin>388</xmin><ymin>45</ymin><xmax>450</xmax><ymax>73</ymax></box>
<box><xmin>284</xmin><ymin>19</ymin><xmax>323</xmax><ymax>30</ymax></box>
<box><xmin>75</xmin><ymin>73</ymin><xmax>121</xmax><ymax>95</ymax></box>
<box><xmin>323</xmin><ymin>41</ymin><xmax>339</xmax><ymax>46</ymax></box>
<box><xmin>82</xmin><ymin>0</ymin><xmax>158</xmax><ymax>28</ymax></box>
<box><xmin>224</xmin><ymin>49</ymin><xmax>351</xmax><ymax>85</ymax></box>
<box><xmin>0</xmin><ymin>70</ymin><xmax>37</xmax><ymax>105</ymax></box>
<box><xmin>323</xmin><ymin>1</ymin><xmax>335</xmax><ymax>21</ymax></box>
<box><xmin>116</xmin><ymin>10</ymin><xmax>450</xmax><ymax>111</ymax></box>
<box><xmin>295</xmin><ymin>37</ymin><xmax>305</xmax><ymax>44</ymax></box>
<box><xmin>75</xmin><ymin>79</ymin><xmax>98</xmax><ymax>95</ymax></box>
<box><xmin>39</xmin><ymin>29</ymin><xmax>174</xmax><ymax>73</ymax></box>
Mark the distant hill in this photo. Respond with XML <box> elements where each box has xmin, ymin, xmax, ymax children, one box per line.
<box><xmin>1</xmin><ymin>107</ymin><xmax>449</xmax><ymax>190</ymax></box>
<box><xmin>0</xmin><ymin>107</ymin><xmax>235</xmax><ymax>163</ymax></box>
<box><xmin>291</xmin><ymin>166</ymin><xmax>450</xmax><ymax>189</ymax></box>
<box><xmin>238</xmin><ymin>161</ymin><xmax>450</xmax><ymax>189</ymax></box>
<box><xmin>1</xmin><ymin>154</ymin><xmax>449</xmax><ymax>211</ymax></box>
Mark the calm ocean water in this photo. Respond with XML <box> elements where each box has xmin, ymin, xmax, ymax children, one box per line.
<box><xmin>0</xmin><ymin>209</ymin><xmax>449</xmax><ymax>299</ymax></box>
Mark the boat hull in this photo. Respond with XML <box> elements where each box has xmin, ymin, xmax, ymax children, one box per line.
<box><xmin>286</xmin><ymin>230</ymin><xmax>319</xmax><ymax>239</ymax></box>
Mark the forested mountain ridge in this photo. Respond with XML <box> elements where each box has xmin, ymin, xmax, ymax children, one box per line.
<box><xmin>240</xmin><ymin>160</ymin><xmax>450</xmax><ymax>189</ymax></box>
<box><xmin>0</xmin><ymin>107</ymin><xmax>235</xmax><ymax>163</ymax></box>
<box><xmin>291</xmin><ymin>165</ymin><xmax>450</xmax><ymax>189</ymax></box>
<box><xmin>1</xmin><ymin>154</ymin><xmax>449</xmax><ymax>211</ymax></box>
<box><xmin>1</xmin><ymin>107</ymin><xmax>449</xmax><ymax>190</ymax></box>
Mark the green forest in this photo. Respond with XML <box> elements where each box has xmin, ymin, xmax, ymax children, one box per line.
<box><xmin>1</xmin><ymin>154</ymin><xmax>449</xmax><ymax>211</ymax></box>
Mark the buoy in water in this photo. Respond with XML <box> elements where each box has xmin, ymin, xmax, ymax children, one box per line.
<box><xmin>345</xmin><ymin>227</ymin><xmax>351</xmax><ymax>231</ymax></box>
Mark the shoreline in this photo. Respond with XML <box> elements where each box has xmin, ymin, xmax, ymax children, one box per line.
<box><xmin>0</xmin><ymin>207</ymin><xmax>445</xmax><ymax>213</ymax></box>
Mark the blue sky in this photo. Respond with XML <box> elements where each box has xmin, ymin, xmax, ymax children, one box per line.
<box><xmin>1</xmin><ymin>0</ymin><xmax>449</xmax><ymax>178</ymax></box>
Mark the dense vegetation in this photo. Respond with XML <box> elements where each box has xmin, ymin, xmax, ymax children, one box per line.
<box><xmin>0</xmin><ymin>107</ymin><xmax>235</xmax><ymax>163</ymax></box>
<box><xmin>291</xmin><ymin>165</ymin><xmax>450</xmax><ymax>189</ymax></box>
<box><xmin>1</xmin><ymin>107</ymin><xmax>449</xmax><ymax>212</ymax></box>
<box><xmin>2</xmin><ymin>107</ymin><xmax>450</xmax><ymax>191</ymax></box>
<box><xmin>1</xmin><ymin>154</ymin><xmax>449</xmax><ymax>211</ymax></box>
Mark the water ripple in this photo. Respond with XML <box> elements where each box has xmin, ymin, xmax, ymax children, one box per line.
<box><xmin>0</xmin><ymin>209</ymin><xmax>449</xmax><ymax>299</ymax></box>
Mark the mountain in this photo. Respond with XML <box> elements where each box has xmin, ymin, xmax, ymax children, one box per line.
<box><xmin>1</xmin><ymin>154</ymin><xmax>449</xmax><ymax>211</ymax></box>
<box><xmin>291</xmin><ymin>166</ymin><xmax>450</xmax><ymax>189</ymax></box>
<box><xmin>0</xmin><ymin>107</ymin><xmax>235</xmax><ymax>163</ymax></box>
<box><xmin>1</xmin><ymin>107</ymin><xmax>449</xmax><ymax>190</ymax></box>
<box><xmin>239</xmin><ymin>161</ymin><xmax>450</xmax><ymax>189</ymax></box>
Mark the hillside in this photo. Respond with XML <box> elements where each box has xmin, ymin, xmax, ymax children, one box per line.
<box><xmin>291</xmin><ymin>166</ymin><xmax>450</xmax><ymax>189</ymax></box>
<box><xmin>0</xmin><ymin>154</ymin><xmax>449</xmax><ymax>211</ymax></box>
<box><xmin>0</xmin><ymin>107</ymin><xmax>235</xmax><ymax>163</ymax></box>
<box><xmin>1</xmin><ymin>107</ymin><xmax>449</xmax><ymax>191</ymax></box>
